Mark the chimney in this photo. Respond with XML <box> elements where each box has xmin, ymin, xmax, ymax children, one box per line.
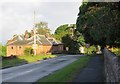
<box><xmin>24</xmin><ymin>30</ymin><xmax>29</xmax><ymax>39</ymax></box>
<box><xmin>30</xmin><ymin>30</ymin><xmax>34</xmax><ymax>37</ymax></box>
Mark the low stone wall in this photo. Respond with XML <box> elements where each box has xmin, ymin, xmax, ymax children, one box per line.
<box><xmin>104</xmin><ymin>48</ymin><xmax>120</xmax><ymax>83</ymax></box>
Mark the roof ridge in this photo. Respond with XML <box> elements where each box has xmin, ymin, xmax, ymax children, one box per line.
<box><xmin>7</xmin><ymin>40</ymin><xmax>17</xmax><ymax>45</ymax></box>
<box><xmin>38</xmin><ymin>34</ymin><xmax>45</xmax><ymax>37</ymax></box>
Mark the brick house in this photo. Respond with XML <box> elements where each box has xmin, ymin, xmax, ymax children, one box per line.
<box><xmin>6</xmin><ymin>30</ymin><xmax>63</xmax><ymax>56</ymax></box>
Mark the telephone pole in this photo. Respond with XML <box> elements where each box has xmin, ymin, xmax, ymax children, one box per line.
<box><xmin>33</xmin><ymin>11</ymin><xmax>37</xmax><ymax>56</ymax></box>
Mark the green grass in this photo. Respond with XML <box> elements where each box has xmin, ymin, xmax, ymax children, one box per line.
<box><xmin>37</xmin><ymin>56</ymin><xmax>91</xmax><ymax>82</ymax></box>
<box><xmin>18</xmin><ymin>54</ymin><xmax>56</xmax><ymax>63</ymax></box>
<box><xmin>2</xmin><ymin>57</ymin><xmax>27</xmax><ymax>68</ymax></box>
<box><xmin>2</xmin><ymin>54</ymin><xmax>57</xmax><ymax>68</ymax></box>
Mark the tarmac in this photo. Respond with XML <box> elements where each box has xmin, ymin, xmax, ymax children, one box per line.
<box><xmin>73</xmin><ymin>55</ymin><xmax>104</xmax><ymax>82</ymax></box>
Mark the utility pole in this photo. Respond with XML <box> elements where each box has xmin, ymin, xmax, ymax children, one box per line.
<box><xmin>33</xmin><ymin>11</ymin><xmax>37</xmax><ymax>56</ymax></box>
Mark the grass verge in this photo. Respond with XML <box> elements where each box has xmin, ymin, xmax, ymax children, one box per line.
<box><xmin>2</xmin><ymin>54</ymin><xmax>57</xmax><ymax>69</ymax></box>
<box><xmin>18</xmin><ymin>54</ymin><xmax>56</xmax><ymax>63</ymax></box>
<box><xmin>2</xmin><ymin>57</ymin><xmax>27</xmax><ymax>68</ymax></box>
<box><xmin>36</xmin><ymin>56</ymin><xmax>91</xmax><ymax>82</ymax></box>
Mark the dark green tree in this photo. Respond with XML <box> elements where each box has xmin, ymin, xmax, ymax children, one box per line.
<box><xmin>54</xmin><ymin>24</ymin><xmax>85</xmax><ymax>54</ymax></box>
<box><xmin>76</xmin><ymin>2</ymin><xmax>120</xmax><ymax>49</ymax></box>
<box><xmin>54</xmin><ymin>24</ymin><xmax>70</xmax><ymax>41</ymax></box>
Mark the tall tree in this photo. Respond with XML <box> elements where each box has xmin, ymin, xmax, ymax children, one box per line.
<box><xmin>54</xmin><ymin>24</ymin><xmax>85</xmax><ymax>54</ymax></box>
<box><xmin>76</xmin><ymin>2</ymin><xmax>120</xmax><ymax>49</ymax></box>
<box><xmin>54</xmin><ymin>24</ymin><xmax>70</xmax><ymax>41</ymax></box>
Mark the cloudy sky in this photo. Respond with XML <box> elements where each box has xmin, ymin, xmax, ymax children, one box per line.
<box><xmin>0</xmin><ymin>0</ymin><xmax>83</xmax><ymax>45</ymax></box>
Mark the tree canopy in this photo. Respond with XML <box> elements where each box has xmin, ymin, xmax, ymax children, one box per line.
<box><xmin>76</xmin><ymin>2</ymin><xmax>120</xmax><ymax>48</ymax></box>
<box><xmin>36</xmin><ymin>22</ymin><xmax>51</xmax><ymax>35</ymax></box>
<box><xmin>54</xmin><ymin>24</ymin><xmax>85</xmax><ymax>54</ymax></box>
<box><xmin>54</xmin><ymin>24</ymin><xmax>70</xmax><ymax>41</ymax></box>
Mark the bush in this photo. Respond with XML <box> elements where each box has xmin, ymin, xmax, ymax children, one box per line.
<box><xmin>0</xmin><ymin>45</ymin><xmax>6</xmax><ymax>56</ymax></box>
<box><xmin>43</xmin><ymin>57</ymin><xmax>47</xmax><ymax>60</ymax></box>
<box><xmin>24</xmin><ymin>47</ymin><xmax>33</xmax><ymax>55</ymax></box>
<box><xmin>84</xmin><ymin>45</ymin><xmax>97</xmax><ymax>54</ymax></box>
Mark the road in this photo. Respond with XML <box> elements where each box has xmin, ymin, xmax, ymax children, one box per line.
<box><xmin>1</xmin><ymin>55</ymin><xmax>83</xmax><ymax>83</ymax></box>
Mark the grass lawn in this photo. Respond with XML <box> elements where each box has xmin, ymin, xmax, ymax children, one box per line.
<box><xmin>2</xmin><ymin>54</ymin><xmax>57</xmax><ymax>69</ymax></box>
<box><xmin>36</xmin><ymin>56</ymin><xmax>91</xmax><ymax>82</ymax></box>
<box><xmin>18</xmin><ymin>54</ymin><xmax>56</xmax><ymax>63</ymax></box>
<box><xmin>2</xmin><ymin>57</ymin><xmax>27</xmax><ymax>68</ymax></box>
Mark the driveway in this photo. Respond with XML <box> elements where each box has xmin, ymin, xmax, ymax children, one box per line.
<box><xmin>1</xmin><ymin>55</ymin><xmax>83</xmax><ymax>83</ymax></box>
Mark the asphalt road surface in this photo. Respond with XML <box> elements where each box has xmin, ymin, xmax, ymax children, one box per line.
<box><xmin>1</xmin><ymin>55</ymin><xmax>83</xmax><ymax>83</ymax></box>
<box><xmin>73</xmin><ymin>56</ymin><xmax>104</xmax><ymax>82</ymax></box>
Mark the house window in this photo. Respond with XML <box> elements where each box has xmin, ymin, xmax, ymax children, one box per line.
<box><xmin>11</xmin><ymin>46</ymin><xmax>13</xmax><ymax>49</ymax></box>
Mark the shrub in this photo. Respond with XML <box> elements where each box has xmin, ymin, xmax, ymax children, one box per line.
<box><xmin>43</xmin><ymin>57</ymin><xmax>47</xmax><ymax>60</ymax></box>
<box><xmin>84</xmin><ymin>45</ymin><xmax>97</xmax><ymax>54</ymax></box>
<box><xmin>0</xmin><ymin>45</ymin><xmax>6</xmax><ymax>56</ymax></box>
<box><xmin>24</xmin><ymin>47</ymin><xmax>33</xmax><ymax>55</ymax></box>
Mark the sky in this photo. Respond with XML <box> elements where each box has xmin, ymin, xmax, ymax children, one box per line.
<box><xmin>0</xmin><ymin>0</ymin><xmax>83</xmax><ymax>45</ymax></box>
